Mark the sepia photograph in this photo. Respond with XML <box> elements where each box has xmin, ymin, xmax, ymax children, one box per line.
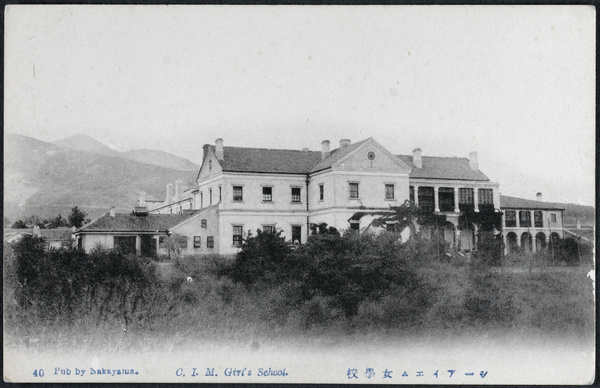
<box><xmin>3</xmin><ymin>4</ymin><xmax>595</xmax><ymax>384</ymax></box>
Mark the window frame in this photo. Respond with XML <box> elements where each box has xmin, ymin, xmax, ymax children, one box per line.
<box><xmin>232</xmin><ymin>185</ymin><xmax>244</xmax><ymax>202</ymax></box>
<box><xmin>319</xmin><ymin>184</ymin><xmax>324</xmax><ymax>201</ymax></box>
<box><xmin>262</xmin><ymin>186</ymin><xmax>273</xmax><ymax>202</ymax></box>
<box><xmin>519</xmin><ymin>211</ymin><xmax>531</xmax><ymax>227</ymax></box>
<box><xmin>349</xmin><ymin>182</ymin><xmax>360</xmax><ymax>199</ymax></box>
<box><xmin>207</xmin><ymin>236</ymin><xmax>214</xmax><ymax>248</ymax></box>
<box><xmin>193</xmin><ymin>236</ymin><xmax>201</xmax><ymax>248</ymax></box>
<box><xmin>385</xmin><ymin>184</ymin><xmax>395</xmax><ymax>200</ymax></box>
<box><xmin>291</xmin><ymin>187</ymin><xmax>301</xmax><ymax>203</ymax></box>
<box><xmin>232</xmin><ymin>225</ymin><xmax>243</xmax><ymax>247</ymax></box>
<box><xmin>505</xmin><ymin>210</ymin><xmax>517</xmax><ymax>227</ymax></box>
<box><xmin>534</xmin><ymin>211</ymin><xmax>543</xmax><ymax>228</ymax></box>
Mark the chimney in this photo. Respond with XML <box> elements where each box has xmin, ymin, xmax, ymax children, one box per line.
<box><xmin>301</xmin><ymin>147</ymin><xmax>309</xmax><ymax>152</ymax></box>
<box><xmin>321</xmin><ymin>140</ymin><xmax>331</xmax><ymax>160</ymax></box>
<box><xmin>469</xmin><ymin>151</ymin><xmax>479</xmax><ymax>170</ymax></box>
<box><xmin>412</xmin><ymin>148</ymin><xmax>422</xmax><ymax>169</ymax></box>
<box><xmin>175</xmin><ymin>180</ymin><xmax>183</xmax><ymax>201</ymax></box>
<box><xmin>109</xmin><ymin>207</ymin><xmax>116</xmax><ymax>217</ymax></box>
<box><xmin>139</xmin><ymin>191</ymin><xmax>146</xmax><ymax>206</ymax></box>
<box><xmin>202</xmin><ymin>144</ymin><xmax>210</xmax><ymax>161</ymax></box>
<box><xmin>339</xmin><ymin>139</ymin><xmax>351</xmax><ymax>150</ymax></box>
<box><xmin>576</xmin><ymin>220</ymin><xmax>581</xmax><ymax>229</ymax></box>
<box><xmin>536</xmin><ymin>192</ymin><xmax>543</xmax><ymax>202</ymax></box>
<box><xmin>215</xmin><ymin>138</ymin><xmax>224</xmax><ymax>161</ymax></box>
<box><xmin>166</xmin><ymin>183</ymin><xmax>174</xmax><ymax>204</ymax></box>
<box><xmin>71</xmin><ymin>226</ymin><xmax>77</xmax><ymax>233</ymax></box>
<box><xmin>33</xmin><ymin>225</ymin><xmax>41</xmax><ymax>237</ymax></box>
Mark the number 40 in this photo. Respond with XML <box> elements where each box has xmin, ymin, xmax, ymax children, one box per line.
<box><xmin>33</xmin><ymin>369</ymin><xmax>45</xmax><ymax>377</ymax></box>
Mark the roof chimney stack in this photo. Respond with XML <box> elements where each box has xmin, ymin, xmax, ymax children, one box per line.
<box><xmin>175</xmin><ymin>180</ymin><xmax>183</xmax><ymax>201</ymax></box>
<box><xmin>339</xmin><ymin>139</ymin><xmax>351</xmax><ymax>150</ymax></box>
<box><xmin>536</xmin><ymin>192</ymin><xmax>543</xmax><ymax>202</ymax></box>
<box><xmin>321</xmin><ymin>140</ymin><xmax>331</xmax><ymax>160</ymax></box>
<box><xmin>139</xmin><ymin>191</ymin><xmax>146</xmax><ymax>207</ymax></box>
<box><xmin>469</xmin><ymin>151</ymin><xmax>479</xmax><ymax>170</ymax></box>
<box><xmin>109</xmin><ymin>207</ymin><xmax>116</xmax><ymax>218</ymax></box>
<box><xmin>215</xmin><ymin>138</ymin><xmax>224</xmax><ymax>161</ymax></box>
<box><xmin>412</xmin><ymin>148</ymin><xmax>422</xmax><ymax>169</ymax></box>
<box><xmin>33</xmin><ymin>225</ymin><xmax>41</xmax><ymax>237</ymax></box>
<box><xmin>166</xmin><ymin>183</ymin><xmax>174</xmax><ymax>204</ymax></box>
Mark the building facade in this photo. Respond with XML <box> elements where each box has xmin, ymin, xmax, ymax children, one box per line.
<box><xmin>147</xmin><ymin>137</ymin><xmax>502</xmax><ymax>255</ymax></box>
<box><xmin>499</xmin><ymin>193</ymin><xmax>565</xmax><ymax>255</ymax></box>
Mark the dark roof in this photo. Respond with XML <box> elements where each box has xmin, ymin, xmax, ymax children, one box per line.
<box><xmin>396</xmin><ymin>155</ymin><xmax>490</xmax><ymax>181</ymax></box>
<box><xmin>500</xmin><ymin>195</ymin><xmax>565</xmax><ymax>210</ymax></box>
<box><xmin>309</xmin><ymin>138</ymin><xmax>371</xmax><ymax>173</ymax></box>
<box><xmin>214</xmin><ymin>145</ymin><xmax>322</xmax><ymax>174</ymax></box>
<box><xmin>39</xmin><ymin>228</ymin><xmax>73</xmax><ymax>241</ymax></box>
<box><xmin>78</xmin><ymin>213</ymin><xmax>197</xmax><ymax>233</ymax></box>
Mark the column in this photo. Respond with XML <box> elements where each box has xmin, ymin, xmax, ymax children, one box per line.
<box><xmin>474</xmin><ymin>188</ymin><xmax>479</xmax><ymax>212</ymax></box>
<box><xmin>455</xmin><ymin>230</ymin><xmax>461</xmax><ymax>251</ymax></box>
<box><xmin>413</xmin><ymin>185</ymin><xmax>419</xmax><ymax>206</ymax></box>
<box><xmin>454</xmin><ymin>188</ymin><xmax>460</xmax><ymax>213</ymax></box>
<box><xmin>135</xmin><ymin>236</ymin><xmax>141</xmax><ymax>256</ymax></box>
<box><xmin>434</xmin><ymin>186</ymin><xmax>440</xmax><ymax>213</ymax></box>
<box><xmin>503</xmin><ymin>234</ymin><xmax>508</xmax><ymax>255</ymax></box>
<box><xmin>516</xmin><ymin>235</ymin><xmax>522</xmax><ymax>247</ymax></box>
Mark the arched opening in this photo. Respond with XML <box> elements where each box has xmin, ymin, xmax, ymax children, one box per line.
<box><xmin>506</xmin><ymin>232</ymin><xmax>518</xmax><ymax>254</ymax></box>
<box><xmin>521</xmin><ymin>232</ymin><xmax>533</xmax><ymax>252</ymax></box>
<box><xmin>442</xmin><ymin>221</ymin><xmax>457</xmax><ymax>249</ymax></box>
<box><xmin>535</xmin><ymin>232</ymin><xmax>546</xmax><ymax>251</ymax></box>
<box><xmin>458</xmin><ymin>222</ymin><xmax>476</xmax><ymax>252</ymax></box>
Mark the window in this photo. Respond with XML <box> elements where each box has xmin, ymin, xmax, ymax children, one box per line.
<box><xmin>291</xmin><ymin>187</ymin><xmax>301</xmax><ymax>203</ymax></box>
<box><xmin>178</xmin><ymin>236</ymin><xmax>188</xmax><ymax>249</ymax></box>
<box><xmin>349</xmin><ymin>182</ymin><xmax>359</xmax><ymax>199</ymax></box>
<box><xmin>550</xmin><ymin>213</ymin><xmax>557</xmax><ymax>223</ymax></box>
<box><xmin>409</xmin><ymin>186</ymin><xmax>415</xmax><ymax>203</ymax></box>
<box><xmin>209</xmin><ymin>160</ymin><xmax>212</xmax><ymax>171</ymax></box>
<box><xmin>159</xmin><ymin>236</ymin><xmax>167</xmax><ymax>249</ymax></box>
<box><xmin>200</xmin><ymin>192</ymin><xmax>203</xmax><ymax>208</ymax></box>
<box><xmin>201</xmin><ymin>219</ymin><xmax>207</xmax><ymax>228</ymax></box>
<box><xmin>459</xmin><ymin>188</ymin><xmax>474</xmax><ymax>204</ymax></box>
<box><xmin>233</xmin><ymin>186</ymin><xmax>243</xmax><ymax>202</ymax></box>
<box><xmin>319</xmin><ymin>184</ymin><xmax>324</xmax><ymax>201</ymax></box>
<box><xmin>418</xmin><ymin>187</ymin><xmax>435</xmax><ymax>213</ymax></box>
<box><xmin>207</xmin><ymin>236</ymin><xmax>214</xmax><ymax>248</ymax></box>
<box><xmin>385</xmin><ymin>184</ymin><xmax>395</xmax><ymax>200</ymax></box>
<box><xmin>219</xmin><ymin>186</ymin><xmax>222</xmax><ymax>202</ymax></box>
<box><xmin>193</xmin><ymin>236</ymin><xmax>201</xmax><ymax>248</ymax></box>
<box><xmin>534</xmin><ymin>211</ymin><xmax>543</xmax><ymax>228</ymax></box>
<box><xmin>438</xmin><ymin>187</ymin><xmax>455</xmax><ymax>212</ymax></box>
<box><xmin>262</xmin><ymin>186</ymin><xmax>272</xmax><ymax>202</ymax></box>
<box><xmin>114</xmin><ymin>236</ymin><xmax>136</xmax><ymax>255</ymax></box>
<box><xmin>263</xmin><ymin>225</ymin><xmax>275</xmax><ymax>233</ymax></box>
<box><xmin>505</xmin><ymin>210</ymin><xmax>516</xmax><ymax>227</ymax></box>
<box><xmin>209</xmin><ymin>189</ymin><xmax>212</xmax><ymax>205</ymax></box>
<box><xmin>233</xmin><ymin>226</ymin><xmax>243</xmax><ymax>247</ymax></box>
<box><xmin>478</xmin><ymin>189</ymin><xmax>493</xmax><ymax>204</ymax></box>
<box><xmin>291</xmin><ymin>225</ymin><xmax>302</xmax><ymax>244</ymax></box>
<box><xmin>478</xmin><ymin>188</ymin><xmax>494</xmax><ymax>212</ymax></box>
<box><xmin>519</xmin><ymin>211</ymin><xmax>531</xmax><ymax>227</ymax></box>
<box><xmin>350</xmin><ymin>222</ymin><xmax>360</xmax><ymax>231</ymax></box>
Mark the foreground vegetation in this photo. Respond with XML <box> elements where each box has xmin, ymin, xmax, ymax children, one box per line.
<box><xmin>4</xmin><ymin>231</ymin><xmax>594</xmax><ymax>354</ymax></box>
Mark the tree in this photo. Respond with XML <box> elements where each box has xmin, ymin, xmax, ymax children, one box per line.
<box><xmin>48</xmin><ymin>214</ymin><xmax>69</xmax><ymax>229</ymax></box>
<box><xmin>68</xmin><ymin>207</ymin><xmax>87</xmax><ymax>228</ymax></box>
<box><xmin>11</xmin><ymin>220</ymin><xmax>28</xmax><ymax>229</ymax></box>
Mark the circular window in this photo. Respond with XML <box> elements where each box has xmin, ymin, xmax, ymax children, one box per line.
<box><xmin>367</xmin><ymin>151</ymin><xmax>376</xmax><ymax>161</ymax></box>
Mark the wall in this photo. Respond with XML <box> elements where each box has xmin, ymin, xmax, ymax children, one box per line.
<box><xmin>170</xmin><ymin>206</ymin><xmax>220</xmax><ymax>255</ymax></box>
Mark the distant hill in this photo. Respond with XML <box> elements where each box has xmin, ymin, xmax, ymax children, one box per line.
<box><xmin>54</xmin><ymin>133</ymin><xmax>121</xmax><ymax>157</ymax></box>
<box><xmin>53</xmin><ymin>134</ymin><xmax>199</xmax><ymax>171</ymax></box>
<box><xmin>122</xmin><ymin>149</ymin><xmax>199</xmax><ymax>171</ymax></box>
<box><xmin>4</xmin><ymin>134</ymin><xmax>196</xmax><ymax>222</ymax></box>
<box><xmin>557</xmin><ymin>202</ymin><xmax>595</xmax><ymax>228</ymax></box>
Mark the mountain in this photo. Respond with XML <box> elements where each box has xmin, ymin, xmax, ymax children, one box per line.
<box><xmin>122</xmin><ymin>149</ymin><xmax>199</xmax><ymax>171</ymax></box>
<box><xmin>53</xmin><ymin>133</ymin><xmax>121</xmax><ymax>157</ymax></box>
<box><xmin>4</xmin><ymin>134</ymin><xmax>196</xmax><ymax>222</ymax></box>
<box><xmin>53</xmin><ymin>134</ymin><xmax>199</xmax><ymax>171</ymax></box>
<box><xmin>556</xmin><ymin>202</ymin><xmax>595</xmax><ymax>228</ymax></box>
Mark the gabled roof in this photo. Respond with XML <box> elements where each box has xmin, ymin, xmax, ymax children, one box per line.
<box><xmin>500</xmin><ymin>195</ymin><xmax>565</xmax><ymax>210</ymax></box>
<box><xmin>4</xmin><ymin>228</ymin><xmax>73</xmax><ymax>241</ymax></box>
<box><xmin>77</xmin><ymin>213</ymin><xmax>198</xmax><ymax>233</ymax></box>
<box><xmin>208</xmin><ymin>145</ymin><xmax>322</xmax><ymax>174</ymax></box>
<box><xmin>309</xmin><ymin>138</ymin><xmax>371</xmax><ymax>173</ymax></box>
<box><xmin>396</xmin><ymin>155</ymin><xmax>490</xmax><ymax>181</ymax></box>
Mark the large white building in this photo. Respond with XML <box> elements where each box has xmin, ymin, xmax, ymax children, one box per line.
<box><xmin>147</xmin><ymin>137</ymin><xmax>501</xmax><ymax>255</ymax></box>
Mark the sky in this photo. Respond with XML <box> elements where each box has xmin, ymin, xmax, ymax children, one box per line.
<box><xmin>4</xmin><ymin>5</ymin><xmax>596</xmax><ymax>206</ymax></box>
